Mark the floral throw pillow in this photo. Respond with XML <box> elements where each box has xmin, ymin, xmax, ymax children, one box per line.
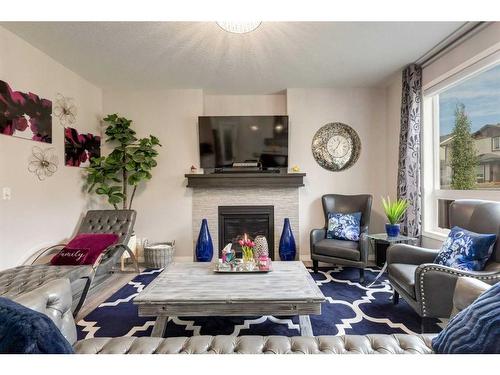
<box><xmin>326</xmin><ymin>212</ymin><xmax>361</xmax><ymax>241</ymax></box>
<box><xmin>434</xmin><ymin>226</ymin><xmax>496</xmax><ymax>271</ymax></box>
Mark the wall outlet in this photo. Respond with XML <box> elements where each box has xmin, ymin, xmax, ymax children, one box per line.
<box><xmin>2</xmin><ymin>187</ymin><xmax>11</xmax><ymax>200</ymax></box>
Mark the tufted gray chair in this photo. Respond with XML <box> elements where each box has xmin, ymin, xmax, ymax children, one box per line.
<box><xmin>310</xmin><ymin>194</ymin><xmax>372</xmax><ymax>283</ymax></box>
<box><xmin>0</xmin><ymin>210</ymin><xmax>137</xmax><ymax>316</ymax></box>
<box><xmin>387</xmin><ymin>200</ymin><xmax>500</xmax><ymax>330</ymax></box>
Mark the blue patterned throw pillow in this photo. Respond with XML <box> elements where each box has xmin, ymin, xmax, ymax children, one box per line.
<box><xmin>434</xmin><ymin>226</ymin><xmax>496</xmax><ymax>271</ymax></box>
<box><xmin>432</xmin><ymin>281</ymin><xmax>500</xmax><ymax>354</ymax></box>
<box><xmin>326</xmin><ymin>212</ymin><xmax>361</xmax><ymax>241</ymax></box>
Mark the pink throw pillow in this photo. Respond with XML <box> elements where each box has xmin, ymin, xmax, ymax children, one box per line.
<box><xmin>51</xmin><ymin>233</ymin><xmax>119</xmax><ymax>266</ymax></box>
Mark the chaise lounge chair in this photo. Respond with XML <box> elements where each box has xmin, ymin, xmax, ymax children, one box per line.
<box><xmin>0</xmin><ymin>209</ymin><xmax>137</xmax><ymax>316</ymax></box>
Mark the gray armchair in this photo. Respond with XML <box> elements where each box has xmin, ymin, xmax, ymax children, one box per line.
<box><xmin>0</xmin><ymin>209</ymin><xmax>137</xmax><ymax>316</ymax></box>
<box><xmin>387</xmin><ymin>200</ymin><xmax>500</xmax><ymax>329</ymax></box>
<box><xmin>310</xmin><ymin>194</ymin><xmax>372</xmax><ymax>283</ymax></box>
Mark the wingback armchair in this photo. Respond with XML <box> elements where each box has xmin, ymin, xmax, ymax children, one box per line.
<box><xmin>387</xmin><ymin>200</ymin><xmax>500</xmax><ymax>327</ymax></box>
<box><xmin>310</xmin><ymin>194</ymin><xmax>372</xmax><ymax>282</ymax></box>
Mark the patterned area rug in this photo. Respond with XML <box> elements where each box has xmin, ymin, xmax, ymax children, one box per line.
<box><xmin>76</xmin><ymin>266</ymin><xmax>443</xmax><ymax>339</ymax></box>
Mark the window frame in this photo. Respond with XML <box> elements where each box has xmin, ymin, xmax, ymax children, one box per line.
<box><xmin>422</xmin><ymin>49</ymin><xmax>500</xmax><ymax>241</ymax></box>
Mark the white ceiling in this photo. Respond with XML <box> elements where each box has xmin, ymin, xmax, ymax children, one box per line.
<box><xmin>2</xmin><ymin>22</ymin><xmax>464</xmax><ymax>94</ymax></box>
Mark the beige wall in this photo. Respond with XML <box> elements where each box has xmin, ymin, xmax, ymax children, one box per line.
<box><xmin>385</xmin><ymin>74</ymin><xmax>403</xmax><ymax>201</ymax></box>
<box><xmin>204</xmin><ymin>94</ymin><xmax>286</xmax><ymax>116</ymax></box>
<box><xmin>102</xmin><ymin>89</ymin><xmax>203</xmax><ymax>260</ymax></box>
<box><xmin>287</xmin><ymin>88</ymin><xmax>389</xmax><ymax>258</ymax></box>
<box><xmin>0</xmin><ymin>27</ymin><xmax>103</xmax><ymax>270</ymax></box>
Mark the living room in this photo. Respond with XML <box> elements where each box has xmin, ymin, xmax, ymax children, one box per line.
<box><xmin>0</xmin><ymin>0</ymin><xmax>499</xmax><ymax>372</ymax></box>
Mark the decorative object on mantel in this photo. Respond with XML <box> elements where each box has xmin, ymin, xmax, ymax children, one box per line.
<box><xmin>311</xmin><ymin>122</ymin><xmax>361</xmax><ymax>171</ymax></box>
<box><xmin>381</xmin><ymin>196</ymin><xmax>409</xmax><ymax>237</ymax></box>
<box><xmin>28</xmin><ymin>146</ymin><xmax>58</xmax><ymax>180</ymax></box>
<box><xmin>84</xmin><ymin>114</ymin><xmax>161</xmax><ymax>209</ymax></box>
<box><xmin>195</xmin><ymin>219</ymin><xmax>214</xmax><ymax>262</ymax></box>
<box><xmin>143</xmin><ymin>240</ymin><xmax>175</xmax><ymax>268</ymax></box>
<box><xmin>0</xmin><ymin>79</ymin><xmax>52</xmax><ymax>143</ymax></box>
<box><xmin>64</xmin><ymin>127</ymin><xmax>101</xmax><ymax>167</ymax></box>
<box><xmin>53</xmin><ymin>93</ymin><xmax>77</xmax><ymax>127</ymax></box>
<box><xmin>279</xmin><ymin>218</ymin><xmax>296</xmax><ymax>261</ymax></box>
<box><xmin>190</xmin><ymin>165</ymin><xmax>197</xmax><ymax>173</ymax></box>
<box><xmin>291</xmin><ymin>165</ymin><xmax>301</xmax><ymax>172</ymax></box>
<box><xmin>253</xmin><ymin>235</ymin><xmax>269</xmax><ymax>260</ymax></box>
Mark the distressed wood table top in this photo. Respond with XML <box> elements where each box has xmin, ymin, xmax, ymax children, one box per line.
<box><xmin>134</xmin><ymin>261</ymin><xmax>325</xmax><ymax>304</ymax></box>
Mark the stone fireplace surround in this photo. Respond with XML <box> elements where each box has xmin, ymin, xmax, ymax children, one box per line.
<box><xmin>192</xmin><ymin>187</ymin><xmax>299</xmax><ymax>261</ymax></box>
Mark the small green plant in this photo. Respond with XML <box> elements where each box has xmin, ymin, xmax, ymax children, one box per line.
<box><xmin>85</xmin><ymin>114</ymin><xmax>161</xmax><ymax>209</ymax></box>
<box><xmin>381</xmin><ymin>196</ymin><xmax>408</xmax><ymax>224</ymax></box>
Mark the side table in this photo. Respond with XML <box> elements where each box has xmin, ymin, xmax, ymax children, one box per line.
<box><xmin>366</xmin><ymin>233</ymin><xmax>418</xmax><ymax>287</ymax></box>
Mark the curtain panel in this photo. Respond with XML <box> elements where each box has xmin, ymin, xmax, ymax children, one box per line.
<box><xmin>398</xmin><ymin>64</ymin><xmax>422</xmax><ymax>237</ymax></box>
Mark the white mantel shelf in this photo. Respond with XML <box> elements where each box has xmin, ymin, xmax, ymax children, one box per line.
<box><xmin>185</xmin><ymin>173</ymin><xmax>306</xmax><ymax>188</ymax></box>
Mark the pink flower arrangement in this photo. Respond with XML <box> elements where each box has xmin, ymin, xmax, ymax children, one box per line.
<box><xmin>239</xmin><ymin>234</ymin><xmax>255</xmax><ymax>261</ymax></box>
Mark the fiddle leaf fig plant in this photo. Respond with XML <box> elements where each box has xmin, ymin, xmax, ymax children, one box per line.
<box><xmin>86</xmin><ymin>114</ymin><xmax>161</xmax><ymax>209</ymax></box>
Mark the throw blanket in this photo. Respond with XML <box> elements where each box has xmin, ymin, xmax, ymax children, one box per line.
<box><xmin>0</xmin><ymin>297</ymin><xmax>74</xmax><ymax>354</ymax></box>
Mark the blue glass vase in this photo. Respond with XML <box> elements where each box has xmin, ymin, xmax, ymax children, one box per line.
<box><xmin>279</xmin><ymin>218</ymin><xmax>296</xmax><ymax>261</ymax></box>
<box><xmin>195</xmin><ymin>219</ymin><xmax>213</xmax><ymax>262</ymax></box>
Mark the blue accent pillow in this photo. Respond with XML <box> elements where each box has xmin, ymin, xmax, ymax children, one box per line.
<box><xmin>0</xmin><ymin>297</ymin><xmax>74</xmax><ymax>354</ymax></box>
<box><xmin>434</xmin><ymin>226</ymin><xmax>496</xmax><ymax>271</ymax></box>
<box><xmin>326</xmin><ymin>212</ymin><xmax>361</xmax><ymax>241</ymax></box>
<box><xmin>432</xmin><ymin>281</ymin><xmax>500</xmax><ymax>354</ymax></box>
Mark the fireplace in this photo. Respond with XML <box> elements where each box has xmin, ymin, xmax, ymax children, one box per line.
<box><xmin>218</xmin><ymin>205</ymin><xmax>274</xmax><ymax>259</ymax></box>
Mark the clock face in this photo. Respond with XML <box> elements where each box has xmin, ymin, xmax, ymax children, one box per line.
<box><xmin>311</xmin><ymin>123</ymin><xmax>361</xmax><ymax>171</ymax></box>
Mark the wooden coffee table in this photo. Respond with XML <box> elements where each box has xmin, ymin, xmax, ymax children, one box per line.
<box><xmin>134</xmin><ymin>261</ymin><xmax>325</xmax><ymax>337</ymax></box>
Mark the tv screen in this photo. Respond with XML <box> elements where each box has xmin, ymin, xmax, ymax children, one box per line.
<box><xmin>198</xmin><ymin>116</ymin><xmax>289</xmax><ymax>169</ymax></box>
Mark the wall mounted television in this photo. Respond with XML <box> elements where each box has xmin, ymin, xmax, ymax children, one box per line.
<box><xmin>198</xmin><ymin>115</ymin><xmax>289</xmax><ymax>170</ymax></box>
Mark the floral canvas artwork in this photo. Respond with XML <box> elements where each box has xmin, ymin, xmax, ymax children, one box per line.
<box><xmin>0</xmin><ymin>80</ymin><xmax>52</xmax><ymax>143</ymax></box>
<box><xmin>64</xmin><ymin>127</ymin><xmax>101</xmax><ymax>167</ymax></box>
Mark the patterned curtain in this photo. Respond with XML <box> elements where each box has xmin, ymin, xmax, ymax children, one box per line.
<box><xmin>397</xmin><ymin>64</ymin><xmax>422</xmax><ymax>237</ymax></box>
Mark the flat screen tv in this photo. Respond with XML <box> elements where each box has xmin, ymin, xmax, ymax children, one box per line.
<box><xmin>198</xmin><ymin>115</ymin><xmax>289</xmax><ymax>169</ymax></box>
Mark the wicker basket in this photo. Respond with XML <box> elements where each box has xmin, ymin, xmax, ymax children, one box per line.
<box><xmin>143</xmin><ymin>240</ymin><xmax>175</xmax><ymax>268</ymax></box>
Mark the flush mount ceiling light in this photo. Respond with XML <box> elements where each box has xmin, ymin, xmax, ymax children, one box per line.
<box><xmin>216</xmin><ymin>21</ymin><xmax>262</xmax><ymax>34</ymax></box>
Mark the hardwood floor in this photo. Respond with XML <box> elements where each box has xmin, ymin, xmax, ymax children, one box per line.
<box><xmin>76</xmin><ymin>265</ymin><xmax>145</xmax><ymax>321</ymax></box>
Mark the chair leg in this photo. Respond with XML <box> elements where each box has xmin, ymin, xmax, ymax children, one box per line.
<box><xmin>393</xmin><ymin>290</ymin><xmax>399</xmax><ymax>305</ymax></box>
<box><xmin>359</xmin><ymin>268</ymin><xmax>365</xmax><ymax>284</ymax></box>
<box><xmin>312</xmin><ymin>260</ymin><xmax>318</xmax><ymax>273</ymax></box>
<box><xmin>73</xmin><ymin>276</ymin><xmax>92</xmax><ymax>318</ymax></box>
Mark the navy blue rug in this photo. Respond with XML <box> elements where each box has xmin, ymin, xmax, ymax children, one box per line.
<box><xmin>76</xmin><ymin>266</ymin><xmax>442</xmax><ymax>339</ymax></box>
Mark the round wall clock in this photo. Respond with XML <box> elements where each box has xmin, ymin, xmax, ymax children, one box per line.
<box><xmin>311</xmin><ymin>122</ymin><xmax>361</xmax><ymax>171</ymax></box>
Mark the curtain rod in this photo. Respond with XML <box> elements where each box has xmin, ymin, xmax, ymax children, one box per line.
<box><xmin>415</xmin><ymin>22</ymin><xmax>491</xmax><ymax>68</ymax></box>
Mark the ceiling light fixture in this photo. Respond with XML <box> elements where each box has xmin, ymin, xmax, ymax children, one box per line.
<box><xmin>216</xmin><ymin>21</ymin><xmax>261</xmax><ymax>34</ymax></box>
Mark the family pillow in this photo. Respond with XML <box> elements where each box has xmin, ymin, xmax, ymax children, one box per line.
<box><xmin>51</xmin><ymin>233</ymin><xmax>119</xmax><ymax>266</ymax></box>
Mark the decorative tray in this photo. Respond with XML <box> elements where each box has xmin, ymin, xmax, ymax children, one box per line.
<box><xmin>213</xmin><ymin>259</ymin><xmax>273</xmax><ymax>273</ymax></box>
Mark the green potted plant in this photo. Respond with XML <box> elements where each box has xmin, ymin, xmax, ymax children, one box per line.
<box><xmin>85</xmin><ymin>114</ymin><xmax>161</xmax><ymax>210</ymax></box>
<box><xmin>85</xmin><ymin>114</ymin><xmax>161</xmax><ymax>258</ymax></box>
<box><xmin>381</xmin><ymin>196</ymin><xmax>408</xmax><ymax>237</ymax></box>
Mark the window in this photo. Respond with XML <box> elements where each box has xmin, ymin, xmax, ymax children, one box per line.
<box><xmin>423</xmin><ymin>55</ymin><xmax>500</xmax><ymax>238</ymax></box>
<box><xmin>492</xmin><ymin>136</ymin><xmax>500</xmax><ymax>151</ymax></box>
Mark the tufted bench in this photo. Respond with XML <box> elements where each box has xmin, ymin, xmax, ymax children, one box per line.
<box><xmin>73</xmin><ymin>334</ymin><xmax>434</xmax><ymax>354</ymax></box>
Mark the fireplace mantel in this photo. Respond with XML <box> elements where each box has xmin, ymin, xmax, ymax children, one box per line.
<box><xmin>185</xmin><ymin>172</ymin><xmax>305</xmax><ymax>188</ymax></box>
